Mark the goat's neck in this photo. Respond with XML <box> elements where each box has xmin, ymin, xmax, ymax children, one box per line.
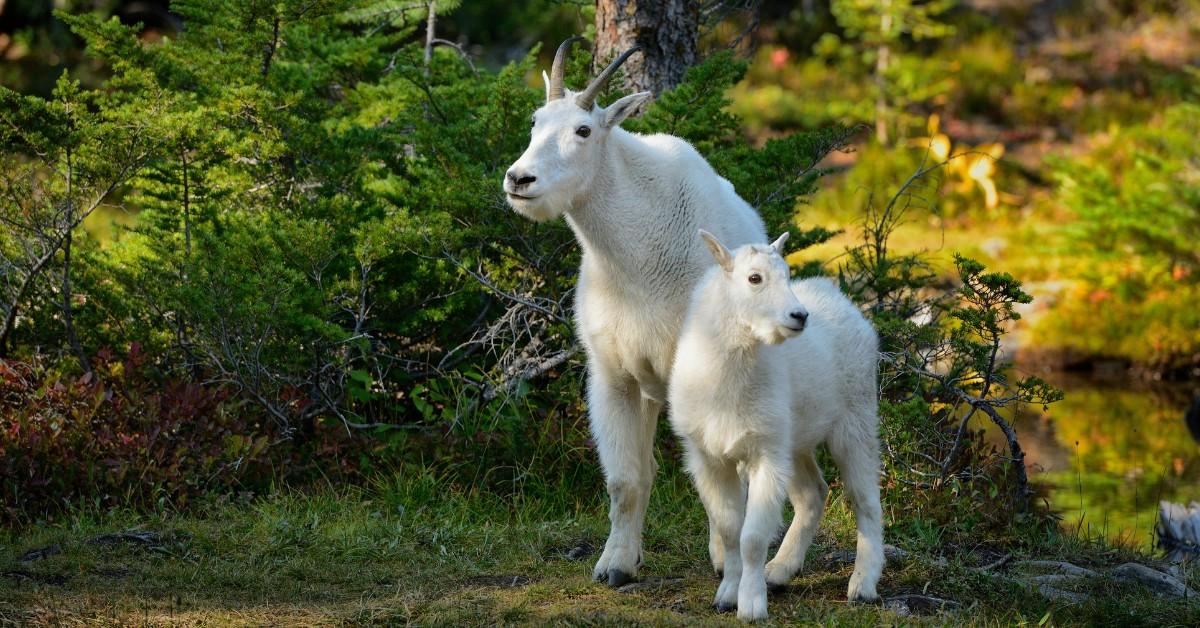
<box><xmin>692</xmin><ymin>287</ymin><xmax>764</xmax><ymax>367</ymax></box>
<box><xmin>692</xmin><ymin>311</ymin><xmax>766</xmax><ymax>398</ymax></box>
<box><xmin>565</xmin><ymin>129</ymin><xmax>695</xmax><ymax>293</ymax></box>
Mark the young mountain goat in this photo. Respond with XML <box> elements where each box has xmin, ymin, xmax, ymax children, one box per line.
<box><xmin>668</xmin><ymin>230</ymin><xmax>883</xmax><ymax>621</ymax></box>
<box><xmin>503</xmin><ymin>38</ymin><xmax>767</xmax><ymax>586</ymax></box>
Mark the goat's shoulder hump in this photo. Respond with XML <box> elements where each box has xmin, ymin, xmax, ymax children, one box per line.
<box><xmin>634</xmin><ymin>132</ymin><xmax>704</xmax><ymax>160</ymax></box>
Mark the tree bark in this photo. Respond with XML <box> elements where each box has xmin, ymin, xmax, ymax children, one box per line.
<box><xmin>423</xmin><ymin>0</ymin><xmax>436</xmax><ymax>76</ymax></box>
<box><xmin>593</xmin><ymin>0</ymin><xmax>700</xmax><ymax>96</ymax></box>
<box><xmin>60</xmin><ymin>231</ymin><xmax>92</xmax><ymax>376</ymax></box>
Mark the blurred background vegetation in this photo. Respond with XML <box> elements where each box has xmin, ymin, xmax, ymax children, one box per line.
<box><xmin>1</xmin><ymin>0</ymin><xmax>1197</xmax><ymax>555</ymax></box>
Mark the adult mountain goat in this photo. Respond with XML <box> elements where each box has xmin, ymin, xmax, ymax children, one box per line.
<box><xmin>669</xmin><ymin>231</ymin><xmax>883</xmax><ymax>620</ymax></box>
<box><xmin>503</xmin><ymin>38</ymin><xmax>767</xmax><ymax>586</ymax></box>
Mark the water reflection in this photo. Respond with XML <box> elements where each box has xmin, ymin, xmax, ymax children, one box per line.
<box><xmin>1002</xmin><ymin>374</ymin><xmax>1199</xmax><ymax>549</ymax></box>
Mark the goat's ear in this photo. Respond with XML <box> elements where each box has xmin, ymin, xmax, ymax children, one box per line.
<box><xmin>770</xmin><ymin>231</ymin><xmax>790</xmax><ymax>254</ymax></box>
<box><xmin>699</xmin><ymin>229</ymin><xmax>734</xmax><ymax>273</ymax></box>
<box><xmin>542</xmin><ymin>70</ymin><xmax>552</xmax><ymax>102</ymax></box>
<box><xmin>601</xmin><ymin>91</ymin><xmax>653</xmax><ymax>128</ymax></box>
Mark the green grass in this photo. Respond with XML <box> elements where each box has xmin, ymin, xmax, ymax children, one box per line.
<box><xmin>2</xmin><ymin>469</ymin><xmax>1197</xmax><ymax>626</ymax></box>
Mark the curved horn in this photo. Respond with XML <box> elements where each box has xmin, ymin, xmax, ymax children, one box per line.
<box><xmin>548</xmin><ymin>36</ymin><xmax>585</xmax><ymax>101</ymax></box>
<box><xmin>575</xmin><ymin>46</ymin><xmax>642</xmax><ymax>111</ymax></box>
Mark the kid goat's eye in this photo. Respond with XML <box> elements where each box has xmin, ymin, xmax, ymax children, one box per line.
<box><xmin>748</xmin><ymin>273</ymin><xmax>762</xmax><ymax>285</ymax></box>
<box><xmin>576</xmin><ymin>125</ymin><xmax>591</xmax><ymax>138</ymax></box>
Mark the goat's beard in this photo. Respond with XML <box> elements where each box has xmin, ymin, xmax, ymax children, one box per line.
<box><xmin>756</xmin><ymin>323</ymin><xmax>801</xmax><ymax>346</ymax></box>
<box><xmin>507</xmin><ymin>193</ymin><xmax>568</xmax><ymax>223</ymax></box>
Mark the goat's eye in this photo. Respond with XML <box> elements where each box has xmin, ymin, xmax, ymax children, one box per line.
<box><xmin>530</xmin><ymin>116</ymin><xmax>536</xmax><ymax>128</ymax></box>
<box><xmin>748</xmin><ymin>273</ymin><xmax>762</xmax><ymax>285</ymax></box>
<box><xmin>576</xmin><ymin>125</ymin><xmax>591</xmax><ymax>138</ymax></box>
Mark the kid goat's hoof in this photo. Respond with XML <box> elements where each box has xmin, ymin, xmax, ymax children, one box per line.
<box><xmin>849</xmin><ymin>593</ymin><xmax>882</xmax><ymax>604</ymax></box>
<box><xmin>713</xmin><ymin>601</ymin><xmax>737</xmax><ymax>613</ymax></box>
<box><xmin>606</xmin><ymin>569</ymin><xmax>634</xmax><ymax>588</ymax></box>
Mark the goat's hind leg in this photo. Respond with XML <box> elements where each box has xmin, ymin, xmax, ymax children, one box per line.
<box><xmin>707</xmin><ymin>511</ymin><xmax>726</xmax><ymax>577</ymax></box>
<box><xmin>589</xmin><ymin>369</ymin><xmax>659</xmax><ymax>587</ymax></box>
<box><xmin>765</xmin><ymin>451</ymin><xmax>828</xmax><ymax>589</ymax></box>
<box><xmin>829</xmin><ymin>423</ymin><xmax>885</xmax><ymax>603</ymax></box>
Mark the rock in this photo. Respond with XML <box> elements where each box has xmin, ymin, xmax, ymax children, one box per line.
<box><xmin>19</xmin><ymin>545</ymin><xmax>62</xmax><ymax>562</ymax></box>
<box><xmin>464</xmin><ymin>574</ymin><xmax>532</xmax><ymax>588</ymax></box>
<box><xmin>1111</xmin><ymin>562</ymin><xmax>1198</xmax><ymax>599</ymax></box>
<box><xmin>2</xmin><ymin>570</ymin><xmax>68</xmax><ymax>586</ymax></box>
<box><xmin>1032</xmin><ymin>584</ymin><xmax>1090</xmax><ymax>604</ymax></box>
<box><xmin>89</xmin><ymin>530</ymin><xmax>163</xmax><ymax>546</ymax></box>
<box><xmin>565</xmin><ymin>541</ymin><xmax>595</xmax><ymax>561</ymax></box>
<box><xmin>883</xmin><ymin>594</ymin><xmax>960</xmax><ymax>616</ymax></box>
<box><xmin>546</xmin><ymin>538</ymin><xmax>595</xmax><ymax>561</ymax></box>
<box><xmin>616</xmin><ymin>576</ymin><xmax>684</xmax><ymax>593</ymax></box>
<box><xmin>1026</xmin><ymin>574</ymin><xmax>1089</xmax><ymax>585</ymax></box>
<box><xmin>93</xmin><ymin>566</ymin><xmax>132</xmax><ymax>579</ymax></box>
<box><xmin>1157</xmin><ymin>500</ymin><xmax>1200</xmax><ymax>563</ymax></box>
<box><xmin>1013</xmin><ymin>560</ymin><xmax>1099</xmax><ymax>578</ymax></box>
<box><xmin>825</xmin><ymin>544</ymin><xmax>915</xmax><ymax>564</ymax></box>
<box><xmin>988</xmin><ymin>559</ymin><xmax>1098</xmax><ymax>603</ymax></box>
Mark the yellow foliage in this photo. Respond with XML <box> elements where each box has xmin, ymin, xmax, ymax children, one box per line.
<box><xmin>910</xmin><ymin>114</ymin><xmax>1005</xmax><ymax>210</ymax></box>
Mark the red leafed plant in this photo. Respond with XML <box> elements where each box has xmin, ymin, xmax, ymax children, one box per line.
<box><xmin>0</xmin><ymin>347</ymin><xmax>280</xmax><ymax>524</ymax></box>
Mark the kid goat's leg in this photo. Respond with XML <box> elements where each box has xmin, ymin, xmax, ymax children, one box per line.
<box><xmin>829</xmin><ymin>423</ymin><xmax>885</xmax><ymax>602</ymax></box>
<box><xmin>766</xmin><ymin>451</ymin><xmax>828</xmax><ymax>587</ymax></box>
<box><xmin>589</xmin><ymin>367</ymin><xmax>659</xmax><ymax>587</ymax></box>
<box><xmin>737</xmin><ymin>459</ymin><xmax>788</xmax><ymax>621</ymax></box>
<box><xmin>688</xmin><ymin>451</ymin><xmax>745</xmax><ymax>612</ymax></box>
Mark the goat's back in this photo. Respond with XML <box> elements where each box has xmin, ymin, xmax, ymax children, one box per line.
<box><xmin>785</xmin><ymin>277</ymin><xmax>879</xmax><ymax>422</ymax></box>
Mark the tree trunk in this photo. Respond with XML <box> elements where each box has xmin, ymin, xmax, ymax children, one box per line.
<box><xmin>874</xmin><ymin>0</ymin><xmax>893</xmax><ymax>145</ymax></box>
<box><xmin>593</xmin><ymin>0</ymin><xmax>700</xmax><ymax>96</ymax></box>
<box><xmin>60</xmin><ymin>230</ymin><xmax>93</xmax><ymax>376</ymax></box>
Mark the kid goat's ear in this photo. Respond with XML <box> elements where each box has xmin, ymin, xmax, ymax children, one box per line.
<box><xmin>699</xmin><ymin>229</ymin><xmax>734</xmax><ymax>273</ymax></box>
<box><xmin>770</xmin><ymin>231</ymin><xmax>790</xmax><ymax>254</ymax></box>
<box><xmin>601</xmin><ymin>91</ymin><xmax>653</xmax><ymax>128</ymax></box>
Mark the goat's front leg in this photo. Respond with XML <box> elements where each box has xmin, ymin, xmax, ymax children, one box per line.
<box><xmin>737</xmin><ymin>459</ymin><xmax>787</xmax><ymax>621</ymax></box>
<box><xmin>589</xmin><ymin>367</ymin><xmax>659</xmax><ymax>587</ymax></box>
<box><xmin>687</xmin><ymin>450</ymin><xmax>745</xmax><ymax>612</ymax></box>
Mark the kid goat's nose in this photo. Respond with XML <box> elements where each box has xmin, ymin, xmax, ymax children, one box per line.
<box><xmin>789</xmin><ymin>310</ymin><xmax>808</xmax><ymax>325</ymax></box>
<box><xmin>506</xmin><ymin>170</ymin><xmax>537</xmax><ymax>187</ymax></box>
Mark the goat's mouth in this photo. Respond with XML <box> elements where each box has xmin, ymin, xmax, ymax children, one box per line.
<box><xmin>506</xmin><ymin>192</ymin><xmax>538</xmax><ymax>201</ymax></box>
<box><xmin>782</xmin><ymin>325</ymin><xmax>805</xmax><ymax>333</ymax></box>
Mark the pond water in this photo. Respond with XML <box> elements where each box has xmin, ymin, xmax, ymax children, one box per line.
<box><xmin>999</xmin><ymin>372</ymin><xmax>1200</xmax><ymax>550</ymax></box>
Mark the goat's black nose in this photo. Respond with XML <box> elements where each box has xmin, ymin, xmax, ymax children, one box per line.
<box><xmin>789</xmin><ymin>310</ymin><xmax>808</xmax><ymax>324</ymax></box>
<box><xmin>507</xmin><ymin>170</ymin><xmax>536</xmax><ymax>186</ymax></box>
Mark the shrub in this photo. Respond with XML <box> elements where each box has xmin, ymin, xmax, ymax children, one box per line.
<box><xmin>1035</xmin><ymin>102</ymin><xmax>1200</xmax><ymax>373</ymax></box>
<box><xmin>0</xmin><ymin>346</ymin><xmax>368</xmax><ymax>524</ymax></box>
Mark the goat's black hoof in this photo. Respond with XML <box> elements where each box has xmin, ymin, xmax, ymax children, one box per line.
<box><xmin>714</xmin><ymin>568</ymin><xmax>724</xmax><ymax>579</ymax></box>
<box><xmin>849</xmin><ymin>593</ymin><xmax>882</xmax><ymax>605</ymax></box>
<box><xmin>714</xmin><ymin>601</ymin><xmax>737</xmax><ymax>613</ymax></box>
<box><xmin>607</xmin><ymin>569</ymin><xmax>634</xmax><ymax>588</ymax></box>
